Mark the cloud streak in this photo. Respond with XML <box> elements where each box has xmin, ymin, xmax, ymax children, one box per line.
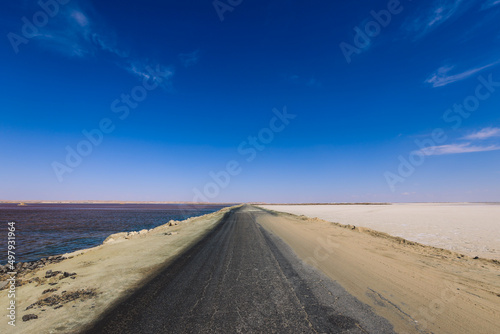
<box><xmin>418</xmin><ymin>143</ymin><xmax>500</xmax><ymax>156</ymax></box>
<box><xmin>462</xmin><ymin>127</ymin><xmax>500</xmax><ymax>140</ymax></box>
<box><xmin>404</xmin><ymin>0</ymin><xmax>465</xmax><ymax>39</ymax></box>
<box><xmin>425</xmin><ymin>60</ymin><xmax>500</xmax><ymax>87</ymax></box>
<box><xmin>30</xmin><ymin>3</ymin><xmax>170</xmax><ymax>84</ymax></box>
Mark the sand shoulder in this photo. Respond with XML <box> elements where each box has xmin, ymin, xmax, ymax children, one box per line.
<box><xmin>256</xmin><ymin>207</ymin><xmax>500</xmax><ymax>334</ymax></box>
<box><xmin>261</xmin><ymin>203</ymin><xmax>500</xmax><ymax>260</ymax></box>
<box><xmin>0</xmin><ymin>205</ymin><xmax>236</xmax><ymax>334</ymax></box>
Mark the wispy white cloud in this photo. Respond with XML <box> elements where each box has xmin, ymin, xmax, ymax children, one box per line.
<box><xmin>71</xmin><ymin>10</ymin><xmax>89</xmax><ymax>27</ymax></box>
<box><xmin>90</xmin><ymin>32</ymin><xmax>129</xmax><ymax>58</ymax></box>
<box><xmin>178</xmin><ymin>50</ymin><xmax>201</xmax><ymax>67</ymax></box>
<box><xmin>404</xmin><ymin>0</ymin><xmax>467</xmax><ymax>39</ymax></box>
<box><xmin>425</xmin><ymin>60</ymin><xmax>500</xmax><ymax>87</ymax></box>
<box><xmin>482</xmin><ymin>0</ymin><xmax>500</xmax><ymax>10</ymax></box>
<box><xmin>125</xmin><ymin>62</ymin><xmax>154</xmax><ymax>80</ymax></box>
<box><xmin>30</xmin><ymin>4</ymin><xmax>170</xmax><ymax>84</ymax></box>
<box><xmin>32</xmin><ymin>8</ymin><xmax>94</xmax><ymax>57</ymax></box>
<box><xmin>120</xmin><ymin>61</ymin><xmax>174</xmax><ymax>90</ymax></box>
<box><xmin>462</xmin><ymin>127</ymin><xmax>500</xmax><ymax>140</ymax></box>
<box><xmin>426</xmin><ymin>1</ymin><xmax>461</xmax><ymax>27</ymax></box>
<box><xmin>417</xmin><ymin>143</ymin><xmax>500</xmax><ymax>156</ymax></box>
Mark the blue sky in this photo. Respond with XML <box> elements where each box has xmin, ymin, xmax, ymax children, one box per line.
<box><xmin>1</xmin><ymin>0</ymin><xmax>500</xmax><ymax>202</ymax></box>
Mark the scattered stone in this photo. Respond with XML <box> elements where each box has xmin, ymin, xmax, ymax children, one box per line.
<box><xmin>473</xmin><ymin>256</ymin><xmax>479</xmax><ymax>259</ymax></box>
<box><xmin>42</xmin><ymin>288</ymin><xmax>58</xmax><ymax>294</ymax></box>
<box><xmin>0</xmin><ymin>253</ymin><xmax>66</xmax><ymax>281</ymax></box>
<box><xmin>54</xmin><ymin>305</ymin><xmax>63</xmax><ymax>309</ymax></box>
<box><xmin>164</xmin><ymin>232</ymin><xmax>179</xmax><ymax>236</ymax></box>
<box><xmin>22</xmin><ymin>314</ymin><xmax>38</xmax><ymax>322</ymax></box>
<box><xmin>45</xmin><ymin>270</ymin><xmax>62</xmax><ymax>278</ymax></box>
<box><xmin>26</xmin><ymin>289</ymin><xmax>98</xmax><ymax>310</ymax></box>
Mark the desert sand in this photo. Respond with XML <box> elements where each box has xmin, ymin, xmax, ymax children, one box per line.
<box><xmin>256</xmin><ymin>207</ymin><xmax>500</xmax><ymax>334</ymax></box>
<box><xmin>260</xmin><ymin>203</ymin><xmax>500</xmax><ymax>260</ymax></box>
<box><xmin>0</xmin><ymin>206</ymin><xmax>236</xmax><ymax>334</ymax></box>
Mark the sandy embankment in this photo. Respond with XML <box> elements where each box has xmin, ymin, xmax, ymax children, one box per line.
<box><xmin>261</xmin><ymin>203</ymin><xmax>500</xmax><ymax>260</ymax></box>
<box><xmin>256</xmin><ymin>207</ymin><xmax>500</xmax><ymax>334</ymax></box>
<box><xmin>0</xmin><ymin>205</ymin><xmax>237</xmax><ymax>334</ymax></box>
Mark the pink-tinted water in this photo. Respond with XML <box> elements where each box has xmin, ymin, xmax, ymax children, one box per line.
<box><xmin>0</xmin><ymin>203</ymin><xmax>231</xmax><ymax>264</ymax></box>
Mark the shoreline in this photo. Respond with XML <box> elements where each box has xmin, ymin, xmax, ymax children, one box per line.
<box><xmin>1</xmin><ymin>204</ymin><xmax>239</xmax><ymax>272</ymax></box>
<box><xmin>0</xmin><ymin>203</ymin><xmax>232</xmax><ymax>266</ymax></box>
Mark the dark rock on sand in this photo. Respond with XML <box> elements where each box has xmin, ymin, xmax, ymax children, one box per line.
<box><xmin>22</xmin><ymin>314</ymin><xmax>38</xmax><ymax>322</ymax></box>
<box><xmin>45</xmin><ymin>270</ymin><xmax>62</xmax><ymax>278</ymax></box>
<box><xmin>63</xmin><ymin>272</ymin><xmax>77</xmax><ymax>278</ymax></box>
<box><xmin>42</xmin><ymin>288</ymin><xmax>59</xmax><ymax>294</ymax></box>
